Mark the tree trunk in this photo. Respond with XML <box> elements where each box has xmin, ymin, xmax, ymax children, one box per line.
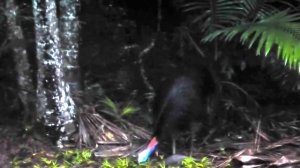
<box><xmin>32</xmin><ymin>0</ymin><xmax>79</xmax><ymax>147</ymax></box>
<box><xmin>59</xmin><ymin>0</ymin><xmax>81</xmax><ymax>96</ymax></box>
<box><xmin>5</xmin><ymin>0</ymin><xmax>36</xmax><ymax>124</ymax></box>
<box><xmin>58</xmin><ymin>0</ymin><xmax>81</xmax><ymax>145</ymax></box>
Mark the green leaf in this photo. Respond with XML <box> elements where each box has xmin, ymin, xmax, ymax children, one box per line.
<box><xmin>203</xmin><ymin>10</ymin><xmax>300</xmax><ymax>71</ymax></box>
<box><xmin>121</xmin><ymin>105</ymin><xmax>140</xmax><ymax>116</ymax></box>
<box><xmin>101</xmin><ymin>160</ymin><xmax>114</xmax><ymax>168</ymax></box>
<box><xmin>102</xmin><ymin>97</ymin><xmax>118</xmax><ymax>113</ymax></box>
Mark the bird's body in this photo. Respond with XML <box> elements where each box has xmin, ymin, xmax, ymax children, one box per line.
<box><xmin>138</xmin><ymin>67</ymin><xmax>216</xmax><ymax>163</ymax></box>
<box><xmin>153</xmin><ymin>75</ymin><xmax>204</xmax><ymax>144</ymax></box>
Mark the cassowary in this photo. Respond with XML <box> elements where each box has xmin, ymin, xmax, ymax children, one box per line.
<box><xmin>138</xmin><ymin>67</ymin><xmax>215</xmax><ymax>163</ymax></box>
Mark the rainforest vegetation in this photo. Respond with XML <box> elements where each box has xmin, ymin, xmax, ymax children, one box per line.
<box><xmin>1</xmin><ymin>0</ymin><xmax>300</xmax><ymax>167</ymax></box>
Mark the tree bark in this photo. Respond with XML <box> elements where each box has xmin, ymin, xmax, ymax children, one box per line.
<box><xmin>58</xmin><ymin>0</ymin><xmax>81</xmax><ymax>145</ymax></box>
<box><xmin>5</xmin><ymin>0</ymin><xmax>36</xmax><ymax>124</ymax></box>
<box><xmin>32</xmin><ymin>0</ymin><xmax>79</xmax><ymax>147</ymax></box>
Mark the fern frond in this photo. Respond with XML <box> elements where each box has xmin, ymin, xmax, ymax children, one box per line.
<box><xmin>240</xmin><ymin>0</ymin><xmax>278</xmax><ymax>20</ymax></box>
<box><xmin>183</xmin><ymin>0</ymin><xmax>243</xmax><ymax>32</ymax></box>
<box><xmin>203</xmin><ymin>11</ymin><xmax>300</xmax><ymax>70</ymax></box>
<box><xmin>183</xmin><ymin>0</ymin><xmax>296</xmax><ymax>31</ymax></box>
<box><xmin>240</xmin><ymin>0</ymin><xmax>296</xmax><ymax>21</ymax></box>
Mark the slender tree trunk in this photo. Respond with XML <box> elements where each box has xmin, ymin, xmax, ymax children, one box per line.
<box><xmin>209</xmin><ymin>0</ymin><xmax>219</xmax><ymax>61</ymax></box>
<box><xmin>58</xmin><ymin>0</ymin><xmax>81</xmax><ymax>144</ymax></box>
<box><xmin>5</xmin><ymin>0</ymin><xmax>36</xmax><ymax>124</ymax></box>
<box><xmin>32</xmin><ymin>0</ymin><xmax>79</xmax><ymax>147</ymax></box>
<box><xmin>59</xmin><ymin>0</ymin><xmax>81</xmax><ymax>95</ymax></box>
<box><xmin>32</xmin><ymin>0</ymin><xmax>62</xmax><ymax>143</ymax></box>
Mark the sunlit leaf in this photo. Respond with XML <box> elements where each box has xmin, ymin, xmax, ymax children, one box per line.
<box><xmin>101</xmin><ymin>97</ymin><xmax>118</xmax><ymax>113</ymax></box>
<box><xmin>121</xmin><ymin>105</ymin><xmax>140</xmax><ymax>116</ymax></box>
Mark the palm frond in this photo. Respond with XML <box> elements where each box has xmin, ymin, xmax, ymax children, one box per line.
<box><xmin>183</xmin><ymin>0</ymin><xmax>243</xmax><ymax>32</ymax></box>
<box><xmin>203</xmin><ymin>10</ymin><xmax>300</xmax><ymax>70</ymax></box>
<box><xmin>241</xmin><ymin>0</ymin><xmax>297</xmax><ymax>21</ymax></box>
<box><xmin>78</xmin><ymin>107</ymin><xmax>130</xmax><ymax>147</ymax></box>
<box><xmin>183</xmin><ymin>1</ymin><xmax>210</xmax><ymax>12</ymax></box>
<box><xmin>183</xmin><ymin>0</ymin><xmax>296</xmax><ymax>30</ymax></box>
<box><xmin>240</xmin><ymin>0</ymin><xmax>279</xmax><ymax>20</ymax></box>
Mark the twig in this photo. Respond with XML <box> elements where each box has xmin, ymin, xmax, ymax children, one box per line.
<box><xmin>138</xmin><ymin>40</ymin><xmax>156</xmax><ymax>113</ymax></box>
<box><xmin>221</xmin><ymin>81</ymin><xmax>260</xmax><ymax>108</ymax></box>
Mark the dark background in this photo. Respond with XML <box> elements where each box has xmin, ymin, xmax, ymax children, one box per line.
<box><xmin>0</xmin><ymin>0</ymin><xmax>299</xmax><ymax>128</ymax></box>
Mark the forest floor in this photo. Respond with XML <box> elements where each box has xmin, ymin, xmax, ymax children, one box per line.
<box><xmin>1</xmin><ymin>105</ymin><xmax>300</xmax><ymax>168</ymax></box>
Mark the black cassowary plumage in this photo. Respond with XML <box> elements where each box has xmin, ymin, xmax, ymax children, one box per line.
<box><xmin>154</xmin><ymin>76</ymin><xmax>202</xmax><ymax>139</ymax></box>
<box><xmin>138</xmin><ymin>66</ymin><xmax>216</xmax><ymax>163</ymax></box>
<box><xmin>153</xmin><ymin>66</ymin><xmax>215</xmax><ymax>153</ymax></box>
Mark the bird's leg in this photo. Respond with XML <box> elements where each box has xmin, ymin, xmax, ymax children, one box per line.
<box><xmin>189</xmin><ymin>130</ymin><xmax>195</xmax><ymax>156</ymax></box>
<box><xmin>189</xmin><ymin>122</ymin><xmax>201</xmax><ymax>156</ymax></box>
<box><xmin>172</xmin><ymin>136</ymin><xmax>176</xmax><ymax>154</ymax></box>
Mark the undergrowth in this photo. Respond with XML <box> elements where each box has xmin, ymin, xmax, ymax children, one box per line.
<box><xmin>12</xmin><ymin>149</ymin><xmax>213</xmax><ymax>168</ymax></box>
